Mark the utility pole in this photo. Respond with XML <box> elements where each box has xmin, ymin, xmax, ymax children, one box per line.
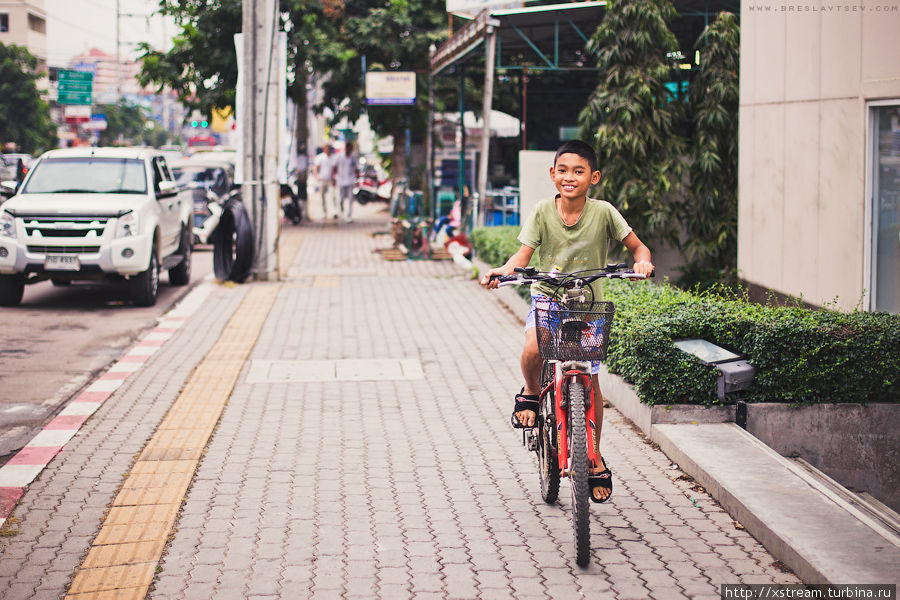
<box><xmin>241</xmin><ymin>0</ymin><xmax>281</xmax><ymax>280</ymax></box>
<box><xmin>115</xmin><ymin>0</ymin><xmax>120</xmax><ymax>100</ymax></box>
<box><xmin>115</xmin><ymin>2</ymin><xmax>151</xmax><ymax>102</ymax></box>
<box><xmin>477</xmin><ymin>22</ymin><xmax>498</xmax><ymax>229</ymax></box>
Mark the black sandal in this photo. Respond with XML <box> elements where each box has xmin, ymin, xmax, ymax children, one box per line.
<box><xmin>511</xmin><ymin>388</ymin><xmax>539</xmax><ymax>429</ymax></box>
<box><xmin>589</xmin><ymin>458</ymin><xmax>613</xmax><ymax>504</ymax></box>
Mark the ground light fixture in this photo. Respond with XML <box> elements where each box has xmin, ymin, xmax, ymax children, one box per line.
<box><xmin>673</xmin><ymin>338</ymin><xmax>757</xmax><ymax>401</ymax></box>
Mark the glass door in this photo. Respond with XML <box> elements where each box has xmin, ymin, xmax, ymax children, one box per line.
<box><xmin>871</xmin><ymin>104</ymin><xmax>900</xmax><ymax>313</ymax></box>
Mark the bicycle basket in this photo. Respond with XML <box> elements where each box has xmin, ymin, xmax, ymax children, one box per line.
<box><xmin>534</xmin><ymin>300</ymin><xmax>615</xmax><ymax>361</ymax></box>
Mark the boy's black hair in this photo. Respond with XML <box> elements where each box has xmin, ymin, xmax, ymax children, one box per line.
<box><xmin>554</xmin><ymin>140</ymin><xmax>598</xmax><ymax>173</ymax></box>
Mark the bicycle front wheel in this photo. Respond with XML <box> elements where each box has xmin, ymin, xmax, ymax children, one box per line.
<box><xmin>567</xmin><ymin>379</ymin><xmax>591</xmax><ymax>567</ymax></box>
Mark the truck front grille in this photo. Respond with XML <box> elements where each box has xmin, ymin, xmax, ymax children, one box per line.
<box><xmin>27</xmin><ymin>245</ymin><xmax>101</xmax><ymax>254</ymax></box>
<box><xmin>23</xmin><ymin>216</ymin><xmax>110</xmax><ymax>239</ymax></box>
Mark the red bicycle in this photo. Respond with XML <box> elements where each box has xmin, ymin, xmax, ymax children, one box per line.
<box><xmin>491</xmin><ymin>263</ymin><xmax>648</xmax><ymax>566</ymax></box>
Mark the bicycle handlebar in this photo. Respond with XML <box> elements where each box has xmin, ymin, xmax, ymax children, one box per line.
<box><xmin>489</xmin><ymin>263</ymin><xmax>654</xmax><ymax>288</ymax></box>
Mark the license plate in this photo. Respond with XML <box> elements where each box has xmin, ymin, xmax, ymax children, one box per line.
<box><xmin>45</xmin><ymin>254</ymin><xmax>80</xmax><ymax>271</ymax></box>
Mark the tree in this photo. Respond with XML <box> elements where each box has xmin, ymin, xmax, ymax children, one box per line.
<box><xmin>97</xmin><ymin>101</ymin><xmax>152</xmax><ymax>146</ymax></box>
<box><xmin>313</xmin><ymin>0</ymin><xmax>447</xmax><ymax>187</ymax></box>
<box><xmin>578</xmin><ymin>0</ymin><xmax>686</xmax><ymax>246</ymax></box>
<box><xmin>138</xmin><ymin>1</ymin><xmax>449</xmax><ymax>185</ymax></box>
<box><xmin>680</xmin><ymin>12</ymin><xmax>740</xmax><ymax>289</ymax></box>
<box><xmin>137</xmin><ymin>0</ymin><xmax>243</xmax><ymax>116</ymax></box>
<box><xmin>0</xmin><ymin>43</ymin><xmax>57</xmax><ymax>153</ymax></box>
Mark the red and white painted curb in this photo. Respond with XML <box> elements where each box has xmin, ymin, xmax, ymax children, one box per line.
<box><xmin>0</xmin><ymin>282</ymin><xmax>215</xmax><ymax>529</ymax></box>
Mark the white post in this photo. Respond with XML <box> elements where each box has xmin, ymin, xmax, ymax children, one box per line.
<box><xmin>241</xmin><ymin>0</ymin><xmax>281</xmax><ymax>280</ymax></box>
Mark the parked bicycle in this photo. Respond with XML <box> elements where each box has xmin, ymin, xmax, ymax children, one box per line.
<box><xmin>490</xmin><ymin>263</ymin><xmax>650</xmax><ymax>566</ymax></box>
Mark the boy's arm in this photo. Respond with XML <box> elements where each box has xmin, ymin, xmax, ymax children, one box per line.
<box><xmin>622</xmin><ymin>231</ymin><xmax>654</xmax><ymax>276</ymax></box>
<box><xmin>480</xmin><ymin>244</ymin><xmax>535</xmax><ymax>288</ymax></box>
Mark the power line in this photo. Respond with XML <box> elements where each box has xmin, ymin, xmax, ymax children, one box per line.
<box><xmin>46</xmin><ymin>13</ymin><xmax>116</xmax><ymax>41</ymax></box>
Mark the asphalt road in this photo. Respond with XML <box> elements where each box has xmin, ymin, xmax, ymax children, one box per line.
<box><xmin>0</xmin><ymin>246</ymin><xmax>214</xmax><ymax>463</ymax></box>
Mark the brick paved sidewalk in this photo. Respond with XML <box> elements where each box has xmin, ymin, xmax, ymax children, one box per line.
<box><xmin>0</xmin><ymin>203</ymin><xmax>799</xmax><ymax>599</ymax></box>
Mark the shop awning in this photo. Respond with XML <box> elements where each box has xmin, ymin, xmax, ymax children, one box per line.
<box><xmin>431</xmin><ymin>2</ymin><xmax>607</xmax><ymax>75</ymax></box>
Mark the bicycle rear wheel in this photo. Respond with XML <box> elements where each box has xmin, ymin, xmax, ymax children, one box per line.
<box><xmin>537</xmin><ymin>361</ymin><xmax>559</xmax><ymax>504</ymax></box>
<box><xmin>567</xmin><ymin>379</ymin><xmax>591</xmax><ymax>567</ymax></box>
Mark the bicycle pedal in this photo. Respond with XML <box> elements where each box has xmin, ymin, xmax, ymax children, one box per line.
<box><xmin>523</xmin><ymin>429</ymin><xmax>538</xmax><ymax>452</ymax></box>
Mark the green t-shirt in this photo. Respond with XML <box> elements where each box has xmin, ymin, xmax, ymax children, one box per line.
<box><xmin>518</xmin><ymin>196</ymin><xmax>632</xmax><ymax>299</ymax></box>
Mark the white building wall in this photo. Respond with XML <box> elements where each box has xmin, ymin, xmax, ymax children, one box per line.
<box><xmin>738</xmin><ymin>0</ymin><xmax>900</xmax><ymax>310</ymax></box>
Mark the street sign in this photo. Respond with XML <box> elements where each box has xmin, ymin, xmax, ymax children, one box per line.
<box><xmin>365</xmin><ymin>71</ymin><xmax>416</xmax><ymax>105</ymax></box>
<box><xmin>59</xmin><ymin>81</ymin><xmax>92</xmax><ymax>92</ymax></box>
<box><xmin>57</xmin><ymin>90</ymin><xmax>93</xmax><ymax>105</ymax></box>
<box><xmin>64</xmin><ymin>105</ymin><xmax>91</xmax><ymax>123</ymax></box>
<box><xmin>81</xmin><ymin>115</ymin><xmax>108</xmax><ymax>131</ymax></box>
<box><xmin>58</xmin><ymin>69</ymin><xmax>93</xmax><ymax>105</ymax></box>
<box><xmin>58</xmin><ymin>69</ymin><xmax>93</xmax><ymax>82</ymax></box>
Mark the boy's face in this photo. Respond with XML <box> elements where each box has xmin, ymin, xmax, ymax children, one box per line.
<box><xmin>550</xmin><ymin>153</ymin><xmax>600</xmax><ymax>201</ymax></box>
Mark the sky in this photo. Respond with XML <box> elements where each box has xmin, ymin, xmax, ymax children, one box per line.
<box><xmin>45</xmin><ymin>0</ymin><xmax>175</xmax><ymax>67</ymax></box>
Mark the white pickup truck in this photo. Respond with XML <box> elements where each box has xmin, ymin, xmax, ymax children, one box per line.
<box><xmin>0</xmin><ymin>147</ymin><xmax>193</xmax><ymax>306</ymax></box>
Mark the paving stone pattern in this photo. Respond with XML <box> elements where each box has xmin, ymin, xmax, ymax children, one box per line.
<box><xmin>0</xmin><ymin>205</ymin><xmax>800</xmax><ymax>599</ymax></box>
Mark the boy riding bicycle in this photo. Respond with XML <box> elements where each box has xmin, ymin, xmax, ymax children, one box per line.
<box><xmin>481</xmin><ymin>140</ymin><xmax>654</xmax><ymax>503</ymax></box>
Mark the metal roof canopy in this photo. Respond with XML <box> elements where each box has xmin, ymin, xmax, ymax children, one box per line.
<box><xmin>431</xmin><ymin>2</ymin><xmax>607</xmax><ymax>75</ymax></box>
<box><xmin>430</xmin><ymin>0</ymin><xmax>741</xmax><ymax>74</ymax></box>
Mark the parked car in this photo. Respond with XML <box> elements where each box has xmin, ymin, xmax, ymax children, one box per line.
<box><xmin>158</xmin><ymin>144</ymin><xmax>185</xmax><ymax>164</ymax></box>
<box><xmin>0</xmin><ymin>147</ymin><xmax>193</xmax><ymax>306</ymax></box>
<box><xmin>0</xmin><ymin>154</ymin><xmax>32</xmax><ymax>188</ymax></box>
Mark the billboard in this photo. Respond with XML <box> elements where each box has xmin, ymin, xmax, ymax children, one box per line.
<box><xmin>365</xmin><ymin>72</ymin><xmax>416</xmax><ymax>106</ymax></box>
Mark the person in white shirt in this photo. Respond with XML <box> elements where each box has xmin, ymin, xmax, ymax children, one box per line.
<box><xmin>312</xmin><ymin>145</ymin><xmax>337</xmax><ymax>220</ymax></box>
<box><xmin>335</xmin><ymin>141</ymin><xmax>360</xmax><ymax>222</ymax></box>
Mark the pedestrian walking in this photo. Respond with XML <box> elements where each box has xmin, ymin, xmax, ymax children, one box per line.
<box><xmin>335</xmin><ymin>141</ymin><xmax>359</xmax><ymax>222</ymax></box>
<box><xmin>312</xmin><ymin>144</ymin><xmax>338</xmax><ymax>220</ymax></box>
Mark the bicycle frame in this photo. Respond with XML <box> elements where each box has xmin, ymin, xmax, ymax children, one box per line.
<box><xmin>541</xmin><ymin>360</ymin><xmax>600</xmax><ymax>476</ymax></box>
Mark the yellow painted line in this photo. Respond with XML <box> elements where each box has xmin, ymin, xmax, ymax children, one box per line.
<box><xmin>66</xmin><ymin>285</ymin><xmax>278</xmax><ymax>599</ymax></box>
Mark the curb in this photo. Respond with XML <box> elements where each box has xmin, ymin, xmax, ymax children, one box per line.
<box><xmin>0</xmin><ymin>282</ymin><xmax>215</xmax><ymax>530</ymax></box>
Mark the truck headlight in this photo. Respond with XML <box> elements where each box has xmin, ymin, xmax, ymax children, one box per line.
<box><xmin>0</xmin><ymin>211</ymin><xmax>14</xmax><ymax>239</ymax></box>
<box><xmin>116</xmin><ymin>211</ymin><xmax>139</xmax><ymax>238</ymax></box>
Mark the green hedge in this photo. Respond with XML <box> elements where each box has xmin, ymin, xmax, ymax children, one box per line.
<box><xmin>472</xmin><ymin>226</ymin><xmax>900</xmax><ymax>405</ymax></box>
<box><xmin>470</xmin><ymin>226</ymin><xmax>524</xmax><ymax>267</ymax></box>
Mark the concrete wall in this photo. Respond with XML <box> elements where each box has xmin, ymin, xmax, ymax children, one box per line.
<box><xmin>738</xmin><ymin>0</ymin><xmax>900</xmax><ymax>310</ymax></box>
<box><xmin>746</xmin><ymin>403</ymin><xmax>900</xmax><ymax>513</ymax></box>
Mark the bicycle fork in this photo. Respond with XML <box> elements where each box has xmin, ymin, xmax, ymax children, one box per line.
<box><xmin>555</xmin><ymin>363</ymin><xmax>599</xmax><ymax>477</ymax></box>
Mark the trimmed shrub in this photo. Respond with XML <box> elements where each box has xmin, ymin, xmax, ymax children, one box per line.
<box><xmin>470</xmin><ymin>226</ymin><xmax>523</xmax><ymax>267</ymax></box>
<box><xmin>472</xmin><ymin>226</ymin><xmax>900</xmax><ymax>405</ymax></box>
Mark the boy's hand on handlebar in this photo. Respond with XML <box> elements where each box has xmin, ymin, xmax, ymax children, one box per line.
<box><xmin>632</xmin><ymin>260</ymin><xmax>655</xmax><ymax>278</ymax></box>
<box><xmin>481</xmin><ymin>267</ymin><xmax>511</xmax><ymax>288</ymax></box>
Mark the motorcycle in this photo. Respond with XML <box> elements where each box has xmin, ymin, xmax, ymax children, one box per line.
<box><xmin>281</xmin><ymin>177</ymin><xmax>307</xmax><ymax>224</ymax></box>
<box><xmin>354</xmin><ymin>166</ymin><xmax>389</xmax><ymax>205</ymax></box>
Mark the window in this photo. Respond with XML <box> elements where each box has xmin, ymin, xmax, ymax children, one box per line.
<box><xmin>0</xmin><ymin>14</ymin><xmax>9</xmax><ymax>33</ymax></box>
<box><xmin>869</xmin><ymin>103</ymin><xmax>900</xmax><ymax>313</ymax></box>
<box><xmin>28</xmin><ymin>14</ymin><xmax>45</xmax><ymax>34</ymax></box>
<box><xmin>22</xmin><ymin>158</ymin><xmax>147</xmax><ymax>195</ymax></box>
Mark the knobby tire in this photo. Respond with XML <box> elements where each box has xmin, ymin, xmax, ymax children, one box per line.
<box><xmin>567</xmin><ymin>380</ymin><xmax>591</xmax><ymax>567</ymax></box>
